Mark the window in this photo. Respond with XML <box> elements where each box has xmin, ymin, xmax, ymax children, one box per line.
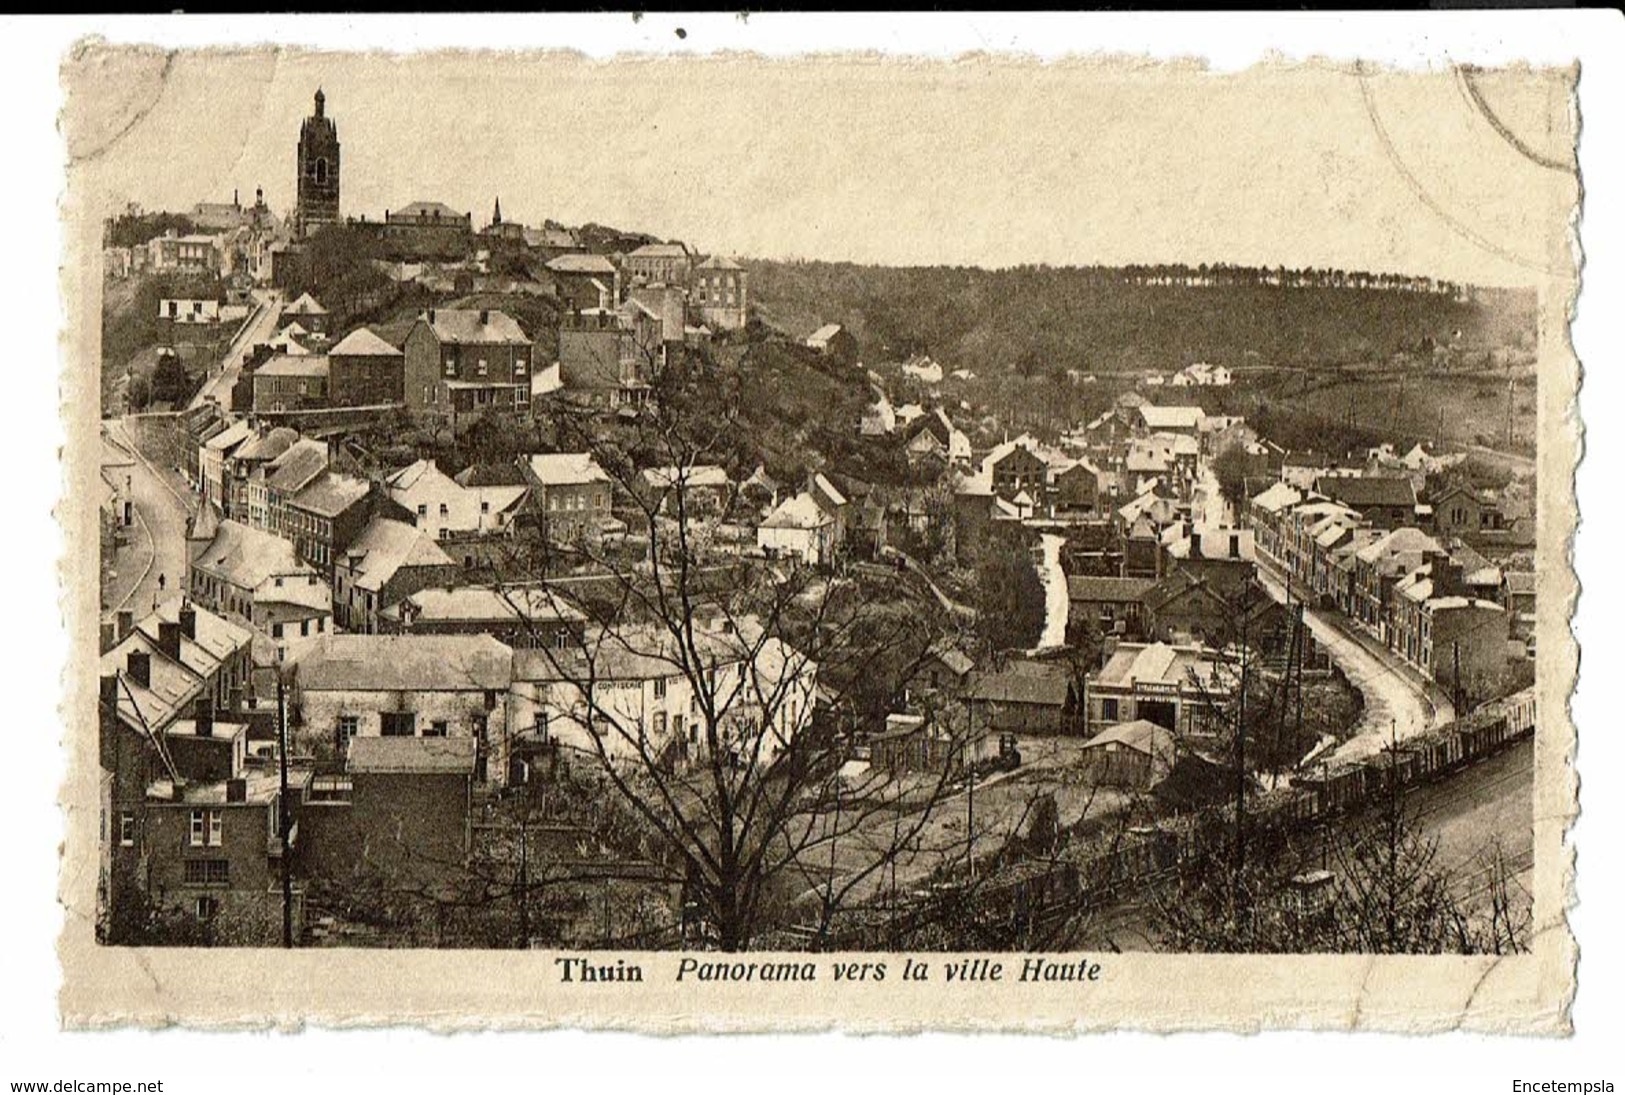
<box><xmin>194</xmin><ymin>895</ymin><xmax>220</xmax><ymax>920</ymax></box>
<box><xmin>300</xmin><ymin>620</ymin><xmax>310</xmax><ymax>638</ymax></box>
<box><xmin>189</xmin><ymin>810</ymin><xmax>205</xmax><ymax>847</ymax></box>
<box><xmin>653</xmin><ymin>677</ymin><xmax>668</xmax><ymax>700</ymax></box>
<box><xmin>439</xmin><ymin>503</ymin><xmax>449</xmax><ymax>517</ymax></box>
<box><xmin>272</xmin><ymin>623</ymin><xmax>284</xmax><ymax>639</ymax></box>
<box><xmin>477</xmin><ymin>358</ymin><xmax>489</xmax><ymax>377</ymax></box>
<box><xmin>481</xmin><ymin>501</ymin><xmax>491</xmax><ymax>514</ymax></box>
<box><xmin>118</xmin><ymin>811</ymin><xmax>136</xmax><ymax>847</ymax></box>
<box><xmin>532</xmin><ymin>712</ymin><xmax>549</xmax><ymax>742</ymax></box>
<box><xmin>317</xmin><ymin>616</ymin><xmax>325</xmax><ymax>633</ymax></box>
<box><xmin>337</xmin><ymin>716</ymin><xmax>359</xmax><ymax>751</ymax></box>
<box><xmin>184</xmin><ymin>859</ymin><xmax>230</xmax><ymax>886</ymax></box>
<box><xmin>1100</xmin><ymin>698</ymin><xmax>1120</xmax><ymax>722</ymax></box>
<box><xmin>209</xmin><ymin>811</ymin><xmax>222</xmax><ymax>847</ymax></box>
<box><xmin>652</xmin><ymin>711</ymin><xmax>667</xmax><ymax>739</ymax></box>
<box><xmin>274</xmin><ymin>576</ymin><xmax>283</xmax><ymax>588</ymax></box>
<box><xmin>381</xmin><ymin>712</ymin><xmax>416</xmax><ymax>737</ymax></box>
<box><xmin>314</xmin><ymin>157</ymin><xmax>328</xmax><ymax>185</ymax></box>
<box><xmin>417</xmin><ymin>504</ymin><xmax>428</xmax><ymax>518</ymax></box>
<box><xmin>425</xmin><ymin>720</ymin><xmax>448</xmax><ymax>738</ymax></box>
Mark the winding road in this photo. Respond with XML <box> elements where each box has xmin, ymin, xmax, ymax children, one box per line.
<box><xmin>102</xmin><ymin>417</ymin><xmax>196</xmax><ymax>617</ymax></box>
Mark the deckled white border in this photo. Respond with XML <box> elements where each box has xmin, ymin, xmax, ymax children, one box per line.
<box><xmin>7</xmin><ymin>9</ymin><xmax>1623</xmax><ymax>1088</ymax></box>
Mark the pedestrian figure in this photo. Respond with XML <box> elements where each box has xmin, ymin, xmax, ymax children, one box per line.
<box><xmin>158</xmin><ymin>572</ymin><xmax>166</xmax><ymax>592</ymax></box>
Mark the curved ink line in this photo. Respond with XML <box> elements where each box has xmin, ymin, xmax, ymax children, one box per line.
<box><xmin>1457</xmin><ymin>64</ymin><xmax>1574</xmax><ymax>176</ymax></box>
<box><xmin>1357</xmin><ymin>65</ymin><xmax>1559</xmax><ymax>278</ymax></box>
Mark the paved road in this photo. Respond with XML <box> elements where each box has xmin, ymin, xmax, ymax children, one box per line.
<box><xmin>191</xmin><ymin>289</ymin><xmax>282</xmax><ymax>411</ymax></box>
<box><xmin>1255</xmin><ymin>561</ymin><xmax>1453</xmax><ymax>765</ymax></box>
<box><xmin>103</xmin><ymin>417</ymin><xmax>196</xmax><ymax>616</ymax></box>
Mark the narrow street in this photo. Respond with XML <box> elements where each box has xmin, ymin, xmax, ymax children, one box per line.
<box><xmin>102</xmin><ymin>417</ymin><xmax>196</xmax><ymax>616</ymax></box>
<box><xmin>191</xmin><ymin>288</ymin><xmax>283</xmax><ymax>411</ymax></box>
<box><xmin>1034</xmin><ymin>533</ymin><xmax>1068</xmax><ymax>649</ymax></box>
<box><xmin>1255</xmin><ymin>560</ymin><xmax>1453</xmax><ymax>764</ymax></box>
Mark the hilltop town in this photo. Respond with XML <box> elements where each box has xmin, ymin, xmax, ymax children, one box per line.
<box><xmin>96</xmin><ymin>88</ymin><xmax>1537</xmax><ymax>953</ymax></box>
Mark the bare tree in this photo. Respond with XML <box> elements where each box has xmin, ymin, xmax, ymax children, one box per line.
<box><xmin>474</xmin><ymin>342</ymin><xmax>974</xmax><ymax>950</ymax></box>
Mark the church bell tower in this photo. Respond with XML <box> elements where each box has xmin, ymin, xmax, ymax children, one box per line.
<box><xmin>295</xmin><ymin>88</ymin><xmax>341</xmax><ymax>239</ymax></box>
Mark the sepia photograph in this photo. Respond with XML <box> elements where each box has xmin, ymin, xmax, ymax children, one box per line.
<box><xmin>44</xmin><ymin>18</ymin><xmax>1593</xmax><ymax>1039</ymax></box>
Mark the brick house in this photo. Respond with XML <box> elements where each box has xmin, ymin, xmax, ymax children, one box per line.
<box><xmin>519</xmin><ymin>453</ymin><xmax>615</xmax><ymax>544</ymax></box>
<box><xmin>327</xmin><ymin>326</ymin><xmax>405</xmax><ymax>407</ymax></box>
<box><xmin>403</xmin><ymin>308</ymin><xmax>533</xmax><ymax>419</ymax></box>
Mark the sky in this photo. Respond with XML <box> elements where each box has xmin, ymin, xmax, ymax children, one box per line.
<box><xmin>65</xmin><ymin>50</ymin><xmax>1576</xmax><ymax>288</ymax></box>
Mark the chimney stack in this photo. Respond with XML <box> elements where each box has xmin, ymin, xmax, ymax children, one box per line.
<box><xmin>179</xmin><ymin>603</ymin><xmax>197</xmax><ymax>641</ymax></box>
<box><xmin>100</xmin><ymin>673</ymin><xmax>119</xmax><ymax>712</ymax></box>
<box><xmin>226</xmin><ymin>778</ymin><xmax>248</xmax><ymax>803</ymax></box>
<box><xmin>126</xmin><ymin>651</ymin><xmax>151</xmax><ymax>689</ymax></box>
<box><xmin>194</xmin><ymin>696</ymin><xmax>215</xmax><ymax>738</ymax></box>
<box><xmin>157</xmin><ymin>621</ymin><xmax>182</xmax><ymax>662</ymax></box>
<box><xmin>116</xmin><ymin>610</ymin><xmax>134</xmax><ymax>641</ymax></box>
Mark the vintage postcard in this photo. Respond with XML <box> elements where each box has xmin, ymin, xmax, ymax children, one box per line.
<box><xmin>57</xmin><ymin>39</ymin><xmax>1581</xmax><ymax>1033</ymax></box>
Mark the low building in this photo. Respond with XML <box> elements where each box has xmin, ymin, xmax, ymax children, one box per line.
<box><xmin>292</xmin><ymin>633</ymin><xmax>514</xmax><ymax>783</ymax></box>
<box><xmin>1079</xmin><ymin>719</ymin><xmax>1177</xmax><ymax>791</ymax></box>
<box><xmin>186</xmin><ymin>517</ymin><xmax>332</xmax><ymax>664</ymax></box>
<box><xmin>381</xmin><ymin>201</ymin><xmax>475</xmax><ymax>261</ymax></box>
<box><xmin>757</xmin><ymin>492</ymin><xmax>836</xmax><ymax>567</ymax></box>
<box><xmin>331</xmin><ymin>517</ymin><xmax>462</xmax><ymax>634</ymax></box>
<box><xmin>279</xmin><ymin>292</ymin><xmax>330</xmax><ymax>336</ymax></box>
<box><xmin>545</xmin><ymin>253</ymin><xmax>621</xmax><ymax>312</ymax></box>
<box><xmin>386</xmin><ymin>459</ymin><xmax>528</xmax><ymax>541</ymax></box>
<box><xmin>327</xmin><ymin>326</ymin><xmax>405</xmax><ymax>407</ymax></box>
<box><xmin>1067</xmin><ymin>576</ymin><xmax>1157</xmax><ymax>639</ymax></box>
<box><xmin>252</xmin><ymin>354</ymin><xmax>330</xmax><ymax>414</ymax></box>
<box><xmin>520</xmin><ymin>453</ymin><xmax>616</xmax><ymax>544</ymax></box>
<box><xmin>1087</xmin><ymin>641</ymin><xmax>1228</xmax><ymax>738</ymax></box>
<box><xmin>623</xmin><ymin>241</ymin><xmax>692</xmax><ymax>287</ymax></box>
<box><xmin>635</xmin><ymin>464</ymin><xmax>732</xmax><ymax>518</ymax></box>
<box><xmin>378</xmin><ymin>584</ymin><xmax>585</xmax><ymax>648</ymax></box>
<box><xmin>805</xmin><ymin>323</ymin><xmax>858</xmax><ymax>363</ymax></box>
<box><xmin>965</xmin><ymin>659</ymin><xmax>1083</xmax><ymax>736</ymax></box>
<box><xmin>1136</xmin><ymin>405</ymin><xmax>1206</xmax><ymax>436</ymax></box>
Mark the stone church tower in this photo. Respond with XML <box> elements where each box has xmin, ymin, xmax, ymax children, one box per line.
<box><xmin>295</xmin><ymin>88</ymin><xmax>341</xmax><ymax>238</ymax></box>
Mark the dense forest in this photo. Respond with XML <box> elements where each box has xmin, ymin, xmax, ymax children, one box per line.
<box><xmin>748</xmin><ymin>260</ymin><xmax>1538</xmax><ymax>379</ymax></box>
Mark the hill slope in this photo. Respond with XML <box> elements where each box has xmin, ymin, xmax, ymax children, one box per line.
<box><xmin>748</xmin><ymin>261</ymin><xmax>1536</xmax><ymax>377</ymax></box>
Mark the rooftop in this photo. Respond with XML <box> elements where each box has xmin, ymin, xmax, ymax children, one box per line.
<box><xmin>347</xmin><ymin>735</ymin><xmax>478</xmax><ymax>775</ymax></box>
<box><xmin>192</xmin><ymin>518</ymin><xmax>314</xmax><ymax>591</ymax></box>
<box><xmin>1095</xmin><ymin>642</ymin><xmax>1224</xmax><ymax>691</ymax></box>
<box><xmin>329</xmin><ymin>327</ymin><xmax>404</xmax><ymax>357</ymax></box>
<box><xmin>289</xmin><ymin>472</ymin><xmax>371</xmax><ymax>518</ymax></box>
<box><xmin>1067</xmin><ymin>576</ymin><xmax>1158</xmax><ymax>604</ymax></box>
<box><xmin>761</xmin><ymin>492</ymin><xmax>833</xmax><ymax>531</ymax></box>
<box><xmin>339</xmin><ymin>517</ymin><xmax>457</xmax><ymax>592</ymax></box>
<box><xmin>423</xmin><ymin>308</ymin><xmax>530</xmax><ymax>346</ymax></box>
<box><xmin>295</xmin><ymin>633</ymin><xmax>514</xmax><ymax>693</ymax></box>
<box><xmin>525</xmin><ymin>452</ymin><xmax>610</xmax><ymax>487</ymax></box>
<box><xmin>1083</xmin><ymin>718</ymin><xmax>1177</xmax><ymax>759</ymax></box>
<box><xmin>546</xmin><ymin>253</ymin><xmax>618</xmax><ymax>275</ymax></box>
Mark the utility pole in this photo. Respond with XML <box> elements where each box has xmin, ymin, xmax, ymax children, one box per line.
<box><xmin>277</xmin><ymin>676</ymin><xmax>293</xmax><ymax>949</ymax></box>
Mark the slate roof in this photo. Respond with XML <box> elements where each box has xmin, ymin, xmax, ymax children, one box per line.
<box><xmin>424</xmin><ymin>308</ymin><xmax>530</xmax><ymax>345</ymax></box>
<box><xmin>1083</xmin><ymin>718</ymin><xmax>1177</xmax><ymax>759</ymax></box>
<box><xmin>283</xmin><ymin>292</ymin><xmax>328</xmax><ymax>316</ymax></box>
<box><xmin>1138</xmin><ymin>405</ymin><xmax>1205</xmax><ymax>430</ymax></box>
<box><xmin>1067</xmin><ymin>576</ymin><xmax>1158</xmax><ymax>604</ymax></box>
<box><xmin>258</xmin><ymin>354</ymin><xmax>330</xmax><ymax>379</ymax></box>
<box><xmin>966</xmin><ymin>661</ymin><xmax>1071</xmax><ymax>707</ymax></box>
<box><xmin>264</xmin><ymin>439</ymin><xmax>330</xmax><ymax>493</ymax></box>
<box><xmin>232</xmin><ymin>427</ymin><xmax>300</xmax><ymax>463</ymax></box>
<box><xmin>382</xmin><ymin>585</ymin><xmax>584</xmax><ymax>626</ymax></box>
<box><xmin>329</xmin><ymin>327</ymin><xmax>404</xmax><ymax>357</ymax></box>
<box><xmin>290</xmin><ymin>472</ymin><xmax>371</xmax><ymax>518</ymax></box>
<box><xmin>546</xmin><ymin>254</ymin><xmax>618</xmax><ymax>275</ymax></box>
<box><xmin>761</xmin><ymin>492</ymin><xmax>832</xmax><ymax>531</ymax></box>
<box><xmin>628</xmin><ymin>242</ymin><xmax>689</xmax><ymax>258</ymax></box>
<box><xmin>525</xmin><ymin>453</ymin><xmax>610</xmax><ymax>486</ymax></box>
<box><xmin>192</xmin><ymin>519</ymin><xmax>312</xmax><ymax>590</ymax></box>
<box><xmin>295</xmin><ymin>633</ymin><xmax>514</xmax><ymax>692</ymax></box>
<box><xmin>347</xmin><ymin>735</ymin><xmax>478</xmax><ymax>775</ymax></box>
<box><xmin>203</xmin><ymin>419</ymin><xmax>255</xmax><ymax>454</ymax></box>
<box><xmin>1314</xmin><ymin>476</ymin><xmax>1418</xmax><ymax>509</ymax></box>
<box><xmin>1095</xmin><ymin>642</ymin><xmax>1223</xmax><ymax>690</ymax></box>
<box><xmin>340</xmin><ymin>518</ymin><xmax>457</xmax><ymax>592</ymax></box>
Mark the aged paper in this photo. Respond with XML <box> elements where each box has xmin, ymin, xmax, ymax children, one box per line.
<box><xmin>58</xmin><ymin>43</ymin><xmax>1580</xmax><ymax>1032</ymax></box>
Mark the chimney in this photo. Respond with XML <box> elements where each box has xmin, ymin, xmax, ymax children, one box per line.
<box><xmin>116</xmin><ymin>610</ymin><xmax>134</xmax><ymax>641</ymax></box>
<box><xmin>100</xmin><ymin>621</ymin><xmax>115</xmax><ymax>653</ymax></box>
<box><xmin>194</xmin><ymin>696</ymin><xmax>214</xmax><ymax>738</ymax></box>
<box><xmin>100</xmin><ymin>674</ymin><xmax>118</xmax><ymax>712</ymax></box>
<box><xmin>157</xmin><ymin>621</ymin><xmax>182</xmax><ymax>662</ymax></box>
<box><xmin>179</xmin><ymin>603</ymin><xmax>197</xmax><ymax>641</ymax></box>
<box><xmin>225</xmin><ymin>778</ymin><xmax>248</xmax><ymax>803</ymax></box>
<box><xmin>126</xmin><ymin>651</ymin><xmax>151</xmax><ymax>689</ymax></box>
